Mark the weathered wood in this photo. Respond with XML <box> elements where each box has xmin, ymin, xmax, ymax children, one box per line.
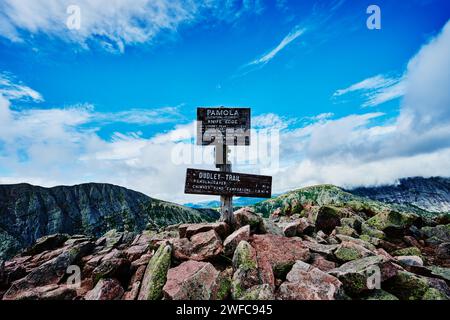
<box><xmin>217</xmin><ymin>145</ymin><xmax>234</xmax><ymax>225</ymax></box>
<box><xmin>197</xmin><ymin>107</ymin><xmax>250</xmax><ymax>146</ymax></box>
<box><xmin>184</xmin><ymin>168</ymin><xmax>272</xmax><ymax>198</ymax></box>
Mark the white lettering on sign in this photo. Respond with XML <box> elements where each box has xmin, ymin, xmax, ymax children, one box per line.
<box><xmin>206</xmin><ymin>109</ymin><xmax>239</xmax><ymax>117</ymax></box>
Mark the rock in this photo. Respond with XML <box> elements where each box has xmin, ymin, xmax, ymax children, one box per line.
<box><xmin>334</xmin><ymin>242</ymin><xmax>373</xmax><ymax>262</ymax></box>
<box><xmin>251</xmin><ymin>234</ymin><xmax>310</xmax><ymax>279</ymax></box>
<box><xmin>124</xmin><ymin>244</ymin><xmax>149</xmax><ymax>262</ymax></box>
<box><xmin>238</xmin><ymin>284</ymin><xmax>274</xmax><ymax>300</ymax></box>
<box><xmin>392</xmin><ymin>246</ymin><xmax>422</xmax><ymax>257</ymax></box>
<box><xmin>22</xmin><ymin>234</ymin><xmax>69</xmax><ymax>256</ymax></box>
<box><xmin>334</xmin><ymin>226</ymin><xmax>358</xmax><ymax>237</ymax></box>
<box><xmin>92</xmin><ymin>258</ymin><xmax>130</xmax><ymax>285</ymax></box>
<box><xmin>223</xmin><ymin>225</ymin><xmax>250</xmax><ymax>256</ymax></box>
<box><xmin>85</xmin><ymin>278</ymin><xmax>124</xmax><ymax>300</ymax></box>
<box><xmin>172</xmin><ymin>230</ymin><xmax>223</xmax><ymax>261</ymax></box>
<box><xmin>179</xmin><ymin>222</ymin><xmax>229</xmax><ymax>239</ymax></box>
<box><xmin>310</xmin><ymin>254</ymin><xmax>336</xmax><ymax>272</ymax></box>
<box><xmin>138</xmin><ymin>244</ymin><xmax>172</xmax><ymax>300</ymax></box>
<box><xmin>436</xmin><ymin>242</ymin><xmax>450</xmax><ymax>259</ymax></box>
<box><xmin>383</xmin><ymin>271</ymin><xmax>449</xmax><ymax>300</ymax></box>
<box><xmin>421</xmin><ymin>224</ymin><xmax>450</xmax><ymax>244</ymax></box>
<box><xmin>260</xmin><ymin>219</ymin><xmax>284</xmax><ymax>236</ymax></box>
<box><xmin>366</xmin><ymin>210</ymin><xmax>417</xmax><ymax>232</ymax></box>
<box><xmin>335</xmin><ymin>234</ymin><xmax>376</xmax><ymax>251</ymax></box>
<box><xmin>163</xmin><ymin>261</ymin><xmax>222</xmax><ymax>300</ymax></box>
<box><xmin>315</xmin><ymin>206</ymin><xmax>344</xmax><ymax>235</ymax></box>
<box><xmin>278</xmin><ymin>261</ymin><xmax>343</xmax><ymax>300</ymax></box>
<box><xmin>99</xmin><ymin>229</ymin><xmax>123</xmax><ymax>248</ymax></box>
<box><xmin>234</xmin><ymin>207</ymin><xmax>263</xmax><ymax>232</ymax></box>
<box><xmin>363</xmin><ymin>289</ymin><xmax>399</xmax><ymax>300</ymax></box>
<box><xmin>3</xmin><ymin>241</ymin><xmax>94</xmax><ymax>300</ymax></box>
<box><xmin>329</xmin><ymin>255</ymin><xmax>399</xmax><ymax>296</ymax></box>
<box><xmin>280</xmin><ymin>221</ymin><xmax>300</xmax><ymax>237</ymax></box>
<box><xmin>340</xmin><ymin>217</ymin><xmax>363</xmax><ymax>233</ymax></box>
<box><xmin>426</xmin><ymin>266</ymin><xmax>450</xmax><ymax>281</ymax></box>
<box><xmin>422</xmin><ymin>288</ymin><xmax>449</xmax><ymax>300</ymax></box>
<box><xmin>361</xmin><ymin>223</ymin><xmax>385</xmax><ymax>239</ymax></box>
<box><xmin>231</xmin><ymin>241</ymin><xmax>261</xmax><ymax>299</ymax></box>
<box><xmin>396</xmin><ymin>256</ymin><xmax>424</xmax><ymax>267</ymax></box>
<box><xmin>303</xmin><ymin>241</ymin><xmax>338</xmax><ymax>256</ymax></box>
<box><xmin>3</xmin><ymin>284</ymin><xmax>77</xmax><ymax>300</ymax></box>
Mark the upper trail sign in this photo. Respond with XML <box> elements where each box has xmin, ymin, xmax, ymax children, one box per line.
<box><xmin>186</xmin><ymin>106</ymin><xmax>271</xmax><ymax>226</ymax></box>
<box><xmin>197</xmin><ymin>107</ymin><xmax>250</xmax><ymax>146</ymax></box>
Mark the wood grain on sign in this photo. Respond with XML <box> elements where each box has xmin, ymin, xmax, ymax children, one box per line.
<box><xmin>197</xmin><ymin>107</ymin><xmax>250</xmax><ymax>146</ymax></box>
<box><xmin>184</xmin><ymin>168</ymin><xmax>272</xmax><ymax>198</ymax></box>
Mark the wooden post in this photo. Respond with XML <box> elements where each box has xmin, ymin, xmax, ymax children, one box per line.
<box><xmin>216</xmin><ymin>144</ymin><xmax>235</xmax><ymax>226</ymax></box>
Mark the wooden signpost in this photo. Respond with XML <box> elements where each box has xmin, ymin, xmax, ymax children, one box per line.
<box><xmin>185</xmin><ymin>107</ymin><xmax>272</xmax><ymax>226</ymax></box>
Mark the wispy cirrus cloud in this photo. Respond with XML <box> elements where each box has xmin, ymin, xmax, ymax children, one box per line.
<box><xmin>0</xmin><ymin>0</ymin><xmax>264</xmax><ymax>53</ymax></box>
<box><xmin>333</xmin><ymin>74</ymin><xmax>406</xmax><ymax>107</ymax></box>
<box><xmin>0</xmin><ymin>72</ymin><xmax>43</xmax><ymax>102</ymax></box>
<box><xmin>247</xmin><ymin>26</ymin><xmax>306</xmax><ymax>67</ymax></box>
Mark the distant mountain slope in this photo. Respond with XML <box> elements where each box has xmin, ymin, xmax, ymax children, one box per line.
<box><xmin>252</xmin><ymin>184</ymin><xmax>391</xmax><ymax>218</ymax></box>
<box><xmin>349</xmin><ymin>177</ymin><xmax>450</xmax><ymax>214</ymax></box>
<box><xmin>0</xmin><ymin>183</ymin><xmax>219</xmax><ymax>259</ymax></box>
<box><xmin>252</xmin><ymin>181</ymin><xmax>450</xmax><ymax>219</ymax></box>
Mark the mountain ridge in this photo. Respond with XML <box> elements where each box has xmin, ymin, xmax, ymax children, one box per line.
<box><xmin>0</xmin><ymin>182</ymin><xmax>219</xmax><ymax>259</ymax></box>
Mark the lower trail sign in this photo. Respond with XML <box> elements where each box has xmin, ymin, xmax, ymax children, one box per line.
<box><xmin>185</xmin><ymin>107</ymin><xmax>272</xmax><ymax>226</ymax></box>
<box><xmin>184</xmin><ymin>168</ymin><xmax>272</xmax><ymax>198</ymax></box>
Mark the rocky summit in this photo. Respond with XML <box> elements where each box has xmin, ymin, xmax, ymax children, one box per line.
<box><xmin>0</xmin><ymin>201</ymin><xmax>449</xmax><ymax>300</ymax></box>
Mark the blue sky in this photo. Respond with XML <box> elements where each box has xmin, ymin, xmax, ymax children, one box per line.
<box><xmin>0</xmin><ymin>0</ymin><xmax>449</xmax><ymax>203</ymax></box>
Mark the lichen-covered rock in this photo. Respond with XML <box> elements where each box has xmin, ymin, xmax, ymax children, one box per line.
<box><xmin>315</xmin><ymin>206</ymin><xmax>345</xmax><ymax>235</ymax></box>
<box><xmin>278</xmin><ymin>261</ymin><xmax>344</xmax><ymax>300</ymax></box>
<box><xmin>422</xmin><ymin>288</ymin><xmax>449</xmax><ymax>300</ymax></box>
<box><xmin>137</xmin><ymin>244</ymin><xmax>172</xmax><ymax>300</ymax></box>
<box><xmin>366</xmin><ymin>210</ymin><xmax>417</xmax><ymax>232</ymax></box>
<box><xmin>231</xmin><ymin>241</ymin><xmax>261</xmax><ymax>299</ymax></box>
<box><xmin>383</xmin><ymin>271</ymin><xmax>449</xmax><ymax>300</ymax></box>
<box><xmin>334</xmin><ymin>242</ymin><xmax>373</xmax><ymax>262</ymax></box>
<box><xmin>260</xmin><ymin>219</ymin><xmax>284</xmax><ymax>236</ymax></box>
<box><xmin>421</xmin><ymin>224</ymin><xmax>450</xmax><ymax>244</ymax></box>
<box><xmin>85</xmin><ymin>278</ymin><xmax>124</xmax><ymax>300</ymax></box>
<box><xmin>361</xmin><ymin>223</ymin><xmax>385</xmax><ymax>239</ymax></box>
<box><xmin>329</xmin><ymin>255</ymin><xmax>399</xmax><ymax>296</ymax></box>
<box><xmin>426</xmin><ymin>266</ymin><xmax>450</xmax><ymax>281</ymax></box>
<box><xmin>163</xmin><ymin>261</ymin><xmax>222</xmax><ymax>300</ymax></box>
<box><xmin>363</xmin><ymin>289</ymin><xmax>399</xmax><ymax>300</ymax></box>
<box><xmin>392</xmin><ymin>246</ymin><xmax>422</xmax><ymax>257</ymax></box>
<box><xmin>251</xmin><ymin>234</ymin><xmax>310</xmax><ymax>279</ymax></box>
<box><xmin>238</xmin><ymin>284</ymin><xmax>275</xmax><ymax>300</ymax></box>
<box><xmin>234</xmin><ymin>207</ymin><xmax>263</xmax><ymax>232</ymax></box>
<box><xmin>22</xmin><ymin>234</ymin><xmax>69</xmax><ymax>256</ymax></box>
<box><xmin>303</xmin><ymin>241</ymin><xmax>338</xmax><ymax>256</ymax></box>
<box><xmin>334</xmin><ymin>226</ymin><xmax>358</xmax><ymax>237</ymax></box>
<box><xmin>223</xmin><ymin>225</ymin><xmax>250</xmax><ymax>256</ymax></box>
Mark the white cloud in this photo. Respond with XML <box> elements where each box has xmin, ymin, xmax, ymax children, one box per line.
<box><xmin>333</xmin><ymin>74</ymin><xmax>406</xmax><ymax>107</ymax></box>
<box><xmin>0</xmin><ymin>0</ymin><xmax>263</xmax><ymax>52</ymax></box>
<box><xmin>0</xmin><ymin>72</ymin><xmax>43</xmax><ymax>102</ymax></box>
<box><xmin>247</xmin><ymin>26</ymin><xmax>306</xmax><ymax>66</ymax></box>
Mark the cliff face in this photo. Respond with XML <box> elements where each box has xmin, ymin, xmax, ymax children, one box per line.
<box><xmin>349</xmin><ymin>177</ymin><xmax>450</xmax><ymax>213</ymax></box>
<box><xmin>0</xmin><ymin>183</ymin><xmax>219</xmax><ymax>259</ymax></box>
